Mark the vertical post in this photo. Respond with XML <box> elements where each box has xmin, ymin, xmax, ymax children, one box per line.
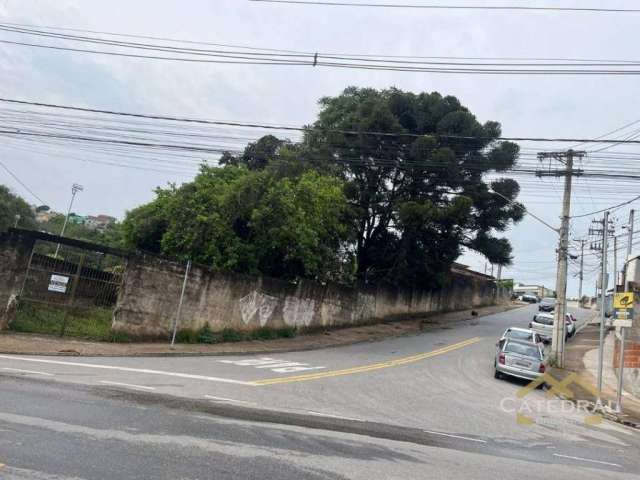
<box><xmin>61</xmin><ymin>253</ymin><xmax>85</xmax><ymax>337</ymax></box>
<box><xmin>55</xmin><ymin>184</ymin><xmax>83</xmax><ymax>258</ymax></box>
<box><xmin>625</xmin><ymin>210</ymin><xmax>635</xmax><ymax>292</ymax></box>
<box><xmin>616</xmin><ymin>327</ymin><xmax>627</xmax><ymax>412</ymax></box>
<box><xmin>551</xmin><ymin>151</ymin><xmax>573</xmax><ymax>368</ymax></box>
<box><xmin>578</xmin><ymin>239</ymin><xmax>585</xmax><ymax>302</ymax></box>
<box><xmin>613</xmin><ymin>236</ymin><xmax>618</xmax><ymax>291</ymax></box>
<box><xmin>597</xmin><ymin>210</ymin><xmax>609</xmax><ymax>397</ymax></box>
<box><xmin>171</xmin><ymin>259</ymin><xmax>191</xmax><ymax>346</ymax></box>
<box><xmin>14</xmin><ymin>214</ymin><xmax>20</xmax><ymax>228</ymax></box>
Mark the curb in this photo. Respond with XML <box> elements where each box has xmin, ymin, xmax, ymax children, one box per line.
<box><xmin>0</xmin><ymin>303</ymin><xmax>525</xmax><ymax>358</ymax></box>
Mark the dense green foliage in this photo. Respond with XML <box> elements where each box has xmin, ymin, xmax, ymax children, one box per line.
<box><xmin>123</xmin><ymin>87</ymin><xmax>523</xmax><ymax>288</ymax></box>
<box><xmin>0</xmin><ymin>185</ymin><xmax>37</xmax><ymax>232</ymax></box>
<box><xmin>123</xmin><ymin>166</ymin><xmax>352</xmax><ymax>281</ymax></box>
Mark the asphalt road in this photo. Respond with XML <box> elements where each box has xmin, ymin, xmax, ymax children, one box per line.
<box><xmin>1</xmin><ymin>304</ymin><xmax>639</xmax><ymax>479</ymax></box>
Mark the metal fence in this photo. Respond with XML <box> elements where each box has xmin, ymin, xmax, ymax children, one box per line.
<box><xmin>15</xmin><ymin>239</ymin><xmax>127</xmax><ymax>337</ymax></box>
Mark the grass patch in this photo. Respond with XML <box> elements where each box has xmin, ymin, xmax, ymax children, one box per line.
<box><xmin>172</xmin><ymin>325</ymin><xmax>297</xmax><ymax>344</ymax></box>
<box><xmin>10</xmin><ymin>302</ymin><xmax>128</xmax><ymax>342</ymax></box>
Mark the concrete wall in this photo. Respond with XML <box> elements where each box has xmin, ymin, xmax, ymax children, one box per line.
<box><xmin>113</xmin><ymin>254</ymin><xmax>506</xmax><ymax>337</ymax></box>
<box><xmin>0</xmin><ymin>231</ymin><xmax>36</xmax><ymax>329</ymax></box>
<box><xmin>0</xmin><ymin>229</ymin><xmax>508</xmax><ymax>337</ymax></box>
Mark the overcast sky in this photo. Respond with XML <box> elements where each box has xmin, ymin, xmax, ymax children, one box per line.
<box><xmin>1</xmin><ymin>0</ymin><xmax>639</xmax><ymax>297</ymax></box>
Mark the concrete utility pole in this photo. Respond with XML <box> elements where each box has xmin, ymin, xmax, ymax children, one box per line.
<box><xmin>55</xmin><ymin>183</ymin><xmax>83</xmax><ymax>258</ymax></box>
<box><xmin>597</xmin><ymin>211</ymin><xmax>610</xmax><ymax>396</ymax></box>
<box><xmin>537</xmin><ymin>149</ymin><xmax>585</xmax><ymax>367</ymax></box>
<box><xmin>627</xmin><ymin>210</ymin><xmax>635</xmax><ymax>259</ymax></box>
<box><xmin>613</xmin><ymin>236</ymin><xmax>618</xmax><ymax>291</ymax></box>
<box><xmin>578</xmin><ymin>239</ymin><xmax>585</xmax><ymax>301</ymax></box>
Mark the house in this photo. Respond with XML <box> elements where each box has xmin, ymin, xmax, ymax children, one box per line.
<box><xmin>512</xmin><ymin>283</ymin><xmax>555</xmax><ymax>299</ymax></box>
<box><xmin>85</xmin><ymin>214</ymin><xmax>116</xmax><ymax>232</ymax></box>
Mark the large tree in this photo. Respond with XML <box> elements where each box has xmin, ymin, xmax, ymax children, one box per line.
<box><xmin>302</xmin><ymin>87</ymin><xmax>523</xmax><ymax>288</ymax></box>
<box><xmin>0</xmin><ymin>185</ymin><xmax>37</xmax><ymax>232</ymax></box>
<box><xmin>122</xmin><ymin>165</ymin><xmax>353</xmax><ymax>281</ymax></box>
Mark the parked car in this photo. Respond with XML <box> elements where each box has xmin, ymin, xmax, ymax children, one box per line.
<box><xmin>494</xmin><ymin>339</ymin><xmax>546</xmax><ymax>381</ymax></box>
<box><xmin>529</xmin><ymin>312</ymin><xmax>554</xmax><ymax>342</ymax></box>
<box><xmin>538</xmin><ymin>297</ymin><xmax>556</xmax><ymax>312</ymax></box>
<box><xmin>529</xmin><ymin>312</ymin><xmax>572</xmax><ymax>342</ymax></box>
<box><xmin>520</xmin><ymin>294</ymin><xmax>539</xmax><ymax>303</ymax></box>
<box><xmin>565</xmin><ymin>314</ymin><xmax>576</xmax><ymax>337</ymax></box>
<box><xmin>496</xmin><ymin>327</ymin><xmax>543</xmax><ymax>351</ymax></box>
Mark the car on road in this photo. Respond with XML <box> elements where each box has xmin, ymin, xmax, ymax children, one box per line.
<box><xmin>538</xmin><ymin>297</ymin><xmax>556</xmax><ymax>312</ymax></box>
<box><xmin>529</xmin><ymin>313</ymin><xmax>554</xmax><ymax>342</ymax></box>
<box><xmin>519</xmin><ymin>294</ymin><xmax>538</xmax><ymax>303</ymax></box>
<box><xmin>494</xmin><ymin>338</ymin><xmax>546</xmax><ymax>381</ymax></box>
<box><xmin>529</xmin><ymin>313</ymin><xmax>573</xmax><ymax>342</ymax></box>
<box><xmin>496</xmin><ymin>327</ymin><xmax>543</xmax><ymax>351</ymax></box>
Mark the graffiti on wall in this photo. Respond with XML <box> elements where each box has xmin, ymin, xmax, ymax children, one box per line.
<box><xmin>239</xmin><ymin>290</ymin><xmax>279</xmax><ymax>326</ymax></box>
<box><xmin>283</xmin><ymin>296</ymin><xmax>315</xmax><ymax>327</ymax></box>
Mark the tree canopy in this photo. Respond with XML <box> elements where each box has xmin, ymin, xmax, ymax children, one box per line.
<box><xmin>122</xmin><ymin>166</ymin><xmax>353</xmax><ymax>281</ymax></box>
<box><xmin>0</xmin><ymin>185</ymin><xmax>37</xmax><ymax>232</ymax></box>
<box><xmin>123</xmin><ymin>87</ymin><xmax>523</xmax><ymax>288</ymax></box>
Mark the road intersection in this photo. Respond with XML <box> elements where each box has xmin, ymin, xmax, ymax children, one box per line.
<box><xmin>1</xmin><ymin>304</ymin><xmax>639</xmax><ymax>478</ymax></box>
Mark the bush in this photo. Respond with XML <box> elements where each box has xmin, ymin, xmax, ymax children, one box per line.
<box><xmin>197</xmin><ymin>324</ymin><xmax>219</xmax><ymax>344</ymax></box>
<box><xmin>221</xmin><ymin>328</ymin><xmax>245</xmax><ymax>343</ymax></box>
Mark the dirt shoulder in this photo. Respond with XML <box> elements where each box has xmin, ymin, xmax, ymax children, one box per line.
<box><xmin>0</xmin><ymin>303</ymin><xmax>523</xmax><ymax>357</ymax></box>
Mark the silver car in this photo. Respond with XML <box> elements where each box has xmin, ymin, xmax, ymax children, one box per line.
<box><xmin>494</xmin><ymin>339</ymin><xmax>546</xmax><ymax>381</ymax></box>
<box><xmin>496</xmin><ymin>327</ymin><xmax>543</xmax><ymax>351</ymax></box>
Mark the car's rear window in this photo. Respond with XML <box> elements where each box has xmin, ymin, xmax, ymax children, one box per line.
<box><xmin>536</xmin><ymin>315</ymin><xmax>554</xmax><ymax>325</ymax></box>
<box><xmin>504</xmin><ymin>342</ymin><xmax>541</xmax><ymax>359</ymax></box>
<box><xmin>507</xmin><ymin>330</ymin><xmax>532</xmax><ymax>341</ymax></box>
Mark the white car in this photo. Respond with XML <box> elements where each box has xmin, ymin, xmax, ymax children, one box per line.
<box><xmin>529</xmin><ymin>313</ymin><xmax>572</xmax><ymax>342</ymax></box>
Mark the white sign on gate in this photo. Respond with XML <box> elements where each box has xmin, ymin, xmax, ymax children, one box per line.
<box><xmin>48</xmin><ymin>274</ymin><xmax>69</xmax><ymax>293</ymax></box>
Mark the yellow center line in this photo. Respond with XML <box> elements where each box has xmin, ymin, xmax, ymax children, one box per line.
<box><xmin>251</xmin><ymin>336</ymin><xmax>482</xmax><ymax>386</ymax></box>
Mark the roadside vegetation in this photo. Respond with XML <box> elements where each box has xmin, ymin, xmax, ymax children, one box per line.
<box><xmin>8</xmin><ymin>303</ymin><xmax>297</xmax><ymax>344</ymax></box>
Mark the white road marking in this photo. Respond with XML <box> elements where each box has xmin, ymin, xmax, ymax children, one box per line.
<box><xmin>99</xmin><ymin>381</ymin><xmax>156</xmax><ymax>391</ymax></box>
<box><xmin>219</xmin><ymin>357</ymin><xmax>326</xmax><ymax>373</ymax></box>
<box><xmin>422</xmin><ymin>429</ymin><xmax>487</xmax><ymax>444</ymax></box>
<box><xmin>204</xmin><ymin>395</ymin><xmax>257</xmax><ymax>406</ymax></box>
<box><xmin>2</xmin><ymin>367</ymin><xmax>54</xmax><ymax>376</ymax></box>
<box><xmin>0</xmin><ymin>355</ymin><xmax>254</xmax><ymax>386</ymax></box>
<box><xmin>553</xmin><ymin>453</ymin><xmax>621</xmax><ymax>468</ymax></box>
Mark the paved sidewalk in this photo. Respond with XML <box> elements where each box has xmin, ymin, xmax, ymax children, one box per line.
<box><xmin>560</xmin><ymin>321</ymin><xmax>640</xmax><ymax>427</ymax></box>
<box><xmin>0</xmin><ymin>303</ymin><xmax>523</xmax><ymax>357</ymax></box>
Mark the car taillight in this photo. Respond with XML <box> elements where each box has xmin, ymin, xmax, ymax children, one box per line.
<box><xmin>499</xmin><ymin>353</ymin><xmax>505</xmax><ymax>365</ymax></box>
<box><xmin>539</xmin><ymin>363</ymin><xmax>546</xmax><ymax>373</ymax></box>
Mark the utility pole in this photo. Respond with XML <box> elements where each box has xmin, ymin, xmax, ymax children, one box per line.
<box><xmin>537</xmin><ymin>149</ymin><xmax>585</xmax><ymax>367</ymax></box>
<box><xmin>578</xmin><ymin>239</ymin><xmax>585</xmax><ymax>301</ymax></box>
<box><xmin>597</xmin><ymin>212</ymin><xmax>610</xmax><ymax>396</ymax></box>
<box><xmin>613</xmin><ymin>236</ymin><xmax>618</xmax><ymax>291</ymax></box>
<box><xmin>625</xmin><ymin>209</ymin><xmax>635</xmax><ymax>291</ymax></box>
<box><xmin>55</xmin><ymin>183</ymin><xmax>83</xmax><ymax>258</ymax></box>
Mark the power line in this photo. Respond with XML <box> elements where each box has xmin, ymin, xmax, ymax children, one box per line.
<box><xmin>2</xmin><ymin>24</ymin><xmax>640</xmax><ymax>75</ymax></box>
<box><xmin>248</xmin><ymin>1</ymin><xmax>640</xmax><ymax>13</ymax></box>
<box><xmin>570</xmin><ymin>194</ymin><xmax>640</xmax><ymax>219</ymax></box>
<box><xmin>5</xmin><ymin>97</ymin><xmax>640</xmax><ymax>145</ymax></box>
<box><xmin>4</xmin><ymin>20</ymin><xmax>640</xmax><ymax>65</ymax></box>
<box><xmin>0</xmin><ymin>159</ymin><xmax>46</xmax><ymax>204</ymax></box>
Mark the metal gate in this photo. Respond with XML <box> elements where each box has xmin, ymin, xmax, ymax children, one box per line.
<box><xmin>15</xmin><ymin>239</ymin><xmax>127</xmax><ymax>337</ymax></box>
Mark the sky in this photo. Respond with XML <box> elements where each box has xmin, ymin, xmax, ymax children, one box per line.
<box><xmin>1</xmin><ymin>0</ymin><xmax>639</xmax><ymax>297</ymax></box>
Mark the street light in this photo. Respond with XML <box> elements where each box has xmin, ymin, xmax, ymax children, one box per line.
<box><xmin>54</xmin><ymin>183</ymin><xmax>84</xmax><ymax>258</ymax></box>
